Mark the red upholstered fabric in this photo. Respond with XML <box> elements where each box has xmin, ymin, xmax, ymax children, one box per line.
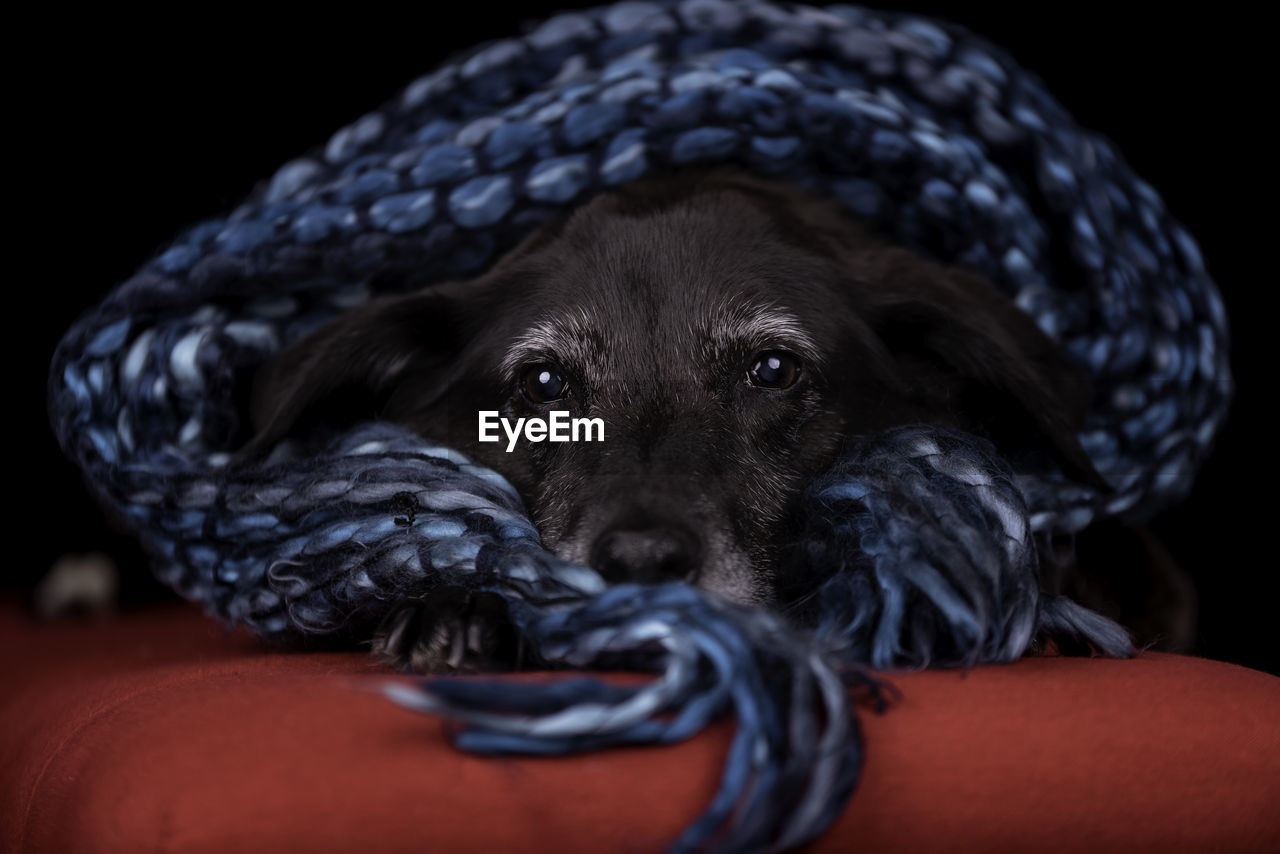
<box><xmin>3</xmin><ymin>599</ymin><xmax>1277</xmax><ymax>853</ymax></box>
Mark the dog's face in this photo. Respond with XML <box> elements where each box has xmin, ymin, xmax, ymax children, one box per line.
<box><xmin>250</xmin><ymin>172</ymin><xmax>1100</xmax><ymax>606</ymax></box>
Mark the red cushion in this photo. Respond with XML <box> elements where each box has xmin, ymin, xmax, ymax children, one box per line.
<box><xmin>3</xmin><ymin>598</ymin><xmax>1277</xmax><ymax>853</ymax></box>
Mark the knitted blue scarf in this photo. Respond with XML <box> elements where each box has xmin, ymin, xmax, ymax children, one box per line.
<box><xmin>50</xmin><ymin>2</ymin><xmax>1230</xmax><ymax>851</ymax></box>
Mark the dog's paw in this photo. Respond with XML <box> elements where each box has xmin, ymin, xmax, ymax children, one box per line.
<box><xmin>372</xmin><ymin>586</ymin><xmax>523</xmax><ymax>674</ymax></box>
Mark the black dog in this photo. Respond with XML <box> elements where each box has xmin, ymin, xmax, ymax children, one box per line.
<box><xmin>249</xmin><ymin>170</ymin><xmax>1109</xmax><ymax>672</ymax></box>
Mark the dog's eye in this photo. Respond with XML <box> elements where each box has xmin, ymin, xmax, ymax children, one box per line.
<box><xmin>747</xmin><ymin>351</ymin><xmax>801</xmax><ymax>390</ymax></box>
<box><xmin>520</xmin><ymin>364</ymin><xmax>569</xmax><ymax>403</ymax></box>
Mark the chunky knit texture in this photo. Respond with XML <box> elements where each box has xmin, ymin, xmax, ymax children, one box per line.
<box><xmin>50</xmin><ymin>2</ymin><xmax>1230</xmax><ymax>851</ymax></box>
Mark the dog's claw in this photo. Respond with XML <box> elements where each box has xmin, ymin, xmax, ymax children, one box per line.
<box><xmin>373</xmin><ymin>586</ymin><xmax>521</xmax><ymax>674</ymax></box>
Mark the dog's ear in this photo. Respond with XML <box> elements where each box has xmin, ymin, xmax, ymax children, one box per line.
<box><xmin>861</xmin><ymin>248</ymin><xmax>1108</xmax><ymax>489</ymax></box>
<box><xmin>242</xmin><ymin>279</ymin><xmax>480</xmax><ymax>456</ymax></box>
<box><xmin>240</xmin><ymin>213</ymin><xmax>570</xmax><ymax>457</ymax></box>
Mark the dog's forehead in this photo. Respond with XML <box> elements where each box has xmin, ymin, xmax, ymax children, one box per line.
<box><xmin>553</xmin><ymin>190</ymin><xmax>831</xmax><ymax>318</ymax></box>
<box><xmin>489</xmin><ymin>184</ymin><xmax>867</xmax><ymax>386</ymax></box>
<box><xmin>576</xmin><ymin>188</ymin><xmax>778</xmax><ymax>268</ymax></box>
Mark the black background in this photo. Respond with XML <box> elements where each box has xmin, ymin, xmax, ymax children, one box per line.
<box><xmin>22</xmin><ymin>4</ymin><xmax>1276</xmax><ymax>674</ymax></box>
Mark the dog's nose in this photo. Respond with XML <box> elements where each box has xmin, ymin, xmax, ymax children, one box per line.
<box><xmin>592</xmin><ymin>524</ymin><xmax>701</xmax><ymax>584</ymax></box>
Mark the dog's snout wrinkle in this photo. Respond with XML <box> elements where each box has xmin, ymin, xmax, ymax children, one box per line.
<box><xmin>592</xmin><ymin>523</ymin><xmax>702</xmax><ymax>585</ymax></box>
